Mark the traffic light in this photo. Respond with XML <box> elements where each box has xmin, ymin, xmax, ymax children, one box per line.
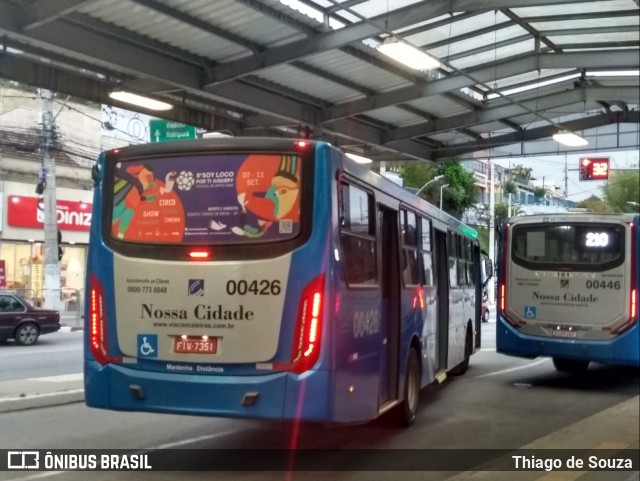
<box><xmin>579</xmin><ymin>157</ymin><xmax>610</xmax><ymax>181</ymax></box>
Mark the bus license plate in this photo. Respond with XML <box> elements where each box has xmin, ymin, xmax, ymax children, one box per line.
<box><xmin>552</xmin><ymin>329</ymin><xmax>577</xmax><ymax>339</ymax></box>
<box><xmin>174</xmin><ymin>336</ymin><xmax>218</xmax><ymax>354</ymax></box>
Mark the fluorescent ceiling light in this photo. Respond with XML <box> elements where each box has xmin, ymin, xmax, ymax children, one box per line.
<box><xmin>109</xmin><ymin>91</ymin><xmax>172</xmax><ymax>111</ymax></box>
<box><xmin>553</xmin><ymin>130</ymin><xmax>588</xmax><ymax>147</ymax></box>
<box><xmin>487</xmin><ymin>73</ymin><xmax>581</xmax><ymax>100</ymax></box>
<box><xmin>587</xmin><ymin>70</ymin><xmax>639</xmax><ymax>77</ymax></box>
<box><xmin>377</xmin><ymin>38</ymin><xmax>439</xmax><ymax>71</ymax></box>
<box><xmin>346</xmin><ymin>153</ymin><xmax>373</xmax><ymax>164</ymax></box>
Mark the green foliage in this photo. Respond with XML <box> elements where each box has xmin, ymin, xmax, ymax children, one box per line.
<box><xmin>601</xmin><ymin>170</ymin><xmax>640</xmax><ymax>213</ymax></box>
<box><xmin>436</xmin><ymin>161</ymin><xmax>477</xmax><ymax>219</ymax></box>
<box><xmin>401</xmin><ymin>159</ymin><xmax>477</xmax><ymax>219</ymax></box>
<box><xmin>476</xmin><ymin>226</ymin><xmax>489</xmax><ymax>255</ymax></box>
<box><xmin>510</xmin><ymin>164</ymin><xmax>533</xmax><ymax>183</ymax></box>
<box><xmin>401</xmin><ymin>163</ymin><xmax>438</xmax><ymax>190</ymax></box>
<box><xmin>503</xmin><ymin>179</ymin><xmax>517</xmax><ymax>195</ymax></box>
<box><xmin>576</xmin><ymin>195</ymin><xmax>612</xmax><ymax>213</ymax></box>
<box><xmin>475</xmin><ymin>201</ymin><xmax>523</xmax><ymax>234</ymax></box>
<box><xmin>533</xmin><ymin>187</ymin><xmax>546</xmax><ymax>198</ymax></box>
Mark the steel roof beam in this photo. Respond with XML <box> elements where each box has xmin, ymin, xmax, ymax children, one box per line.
<box><xmin>327</xmin><ymin>50</ymin><xmax>639</xmax><ymax>121</ymax></box>
<box><xmin>0</xmin><ymin>7</ymin><xmax>409</xmax><ymax>155</ymax></box>
<box><xmin>203</xmin><ymin>0</ymin><xmax>605</xmax><ymax>86</ymax></box>
<box><xmin>538</xmin><ymin>25</ymin><xmax>639</xmax><ymax>37</ymax></box>
<box><xmin>22</xmin><ymin>0</ymin><xmax>98</xmax><ymax>31</ymax></box>
<box><xmin>128</xmin><ymin>0</ymin><xmax>262</xmax><ymax>54</ymax></box>
<box><xmin>385</xmin><ymin>86</ymin><xmax>639</xmax><ymax>143</ymax></box>
<box><xmin>0</xmin><ymin>53</ymin><xmax>242</xmax><ymax>133</ymax></box>
<box><xmin>444</xmin><ymin>34</ymin><xmax>531</xmax><ymax>63</ymax></box>
<box><xmin>500</xmin><ymin>9</ymin><xmax>560</xmax><ymax>52</ymax></box>
<box><xmin>433</xmin><ymin>110</ymin><xmax>638</xmax><ymax>159</ymax></box>
<box><xmin>520</xmin><ymin>9</ymin><xmax>639</xmax><ymax>23</ymax></box>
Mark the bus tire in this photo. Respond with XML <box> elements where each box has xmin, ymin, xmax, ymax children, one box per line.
<box><xmin>395</xmin><ymin>349</ymin><xmax>420</xmax><ymax>427</ymax></box>
<box><xmin>450</xmin><ymin>325</ymin><xmax>472</xmax><ymax>376</ymax></box>
<box><xmin>553</xmin><ymin>357</ymin><xmax>589</xmax><ymax>373</ymax></box>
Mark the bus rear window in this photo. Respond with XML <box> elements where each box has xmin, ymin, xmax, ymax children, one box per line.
<box><xmin>110</xmin><ymin>153</ymin><xmax>301</xmax><ymax>244</ymax></box>
<box><xmin>512</xmin><ymin>224</ymin><xmax>624</xmax><ymax>270</ymax></box>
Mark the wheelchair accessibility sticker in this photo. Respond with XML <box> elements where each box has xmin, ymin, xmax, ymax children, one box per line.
<box><xmin>524</xmin><ymin>306</ymin><xmax>537</xmax><ymax>319</ymax></box>
<box><xmin>138</xmin><ymin>334</ymin><xmax>158</xmax><ymax>358</ymax></box>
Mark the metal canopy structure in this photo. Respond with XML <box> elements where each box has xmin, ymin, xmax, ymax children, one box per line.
<box><xmin>0</xmin><ymin>0</ymin><xmax>638</xmax><ymax>165</ymax></box>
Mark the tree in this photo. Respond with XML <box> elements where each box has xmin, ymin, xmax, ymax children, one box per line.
<box><xmin>503</xmin><ymin>179</ymin><xmax>517</xmax><ymax>196</ymax></box>
<box><xmin>436</xmin><ymin>161</ymin><xmax>477</xmax><ymax>219</ymax></box>
<box><xmin>399</xmin><ymin>162</ymin><xmax>443</xmax><ymax>207</ymax></box>
<box><xmin>533</xmin><ymin>187</ymin><xmax>546</xmax><ymax>200</ymax></box>
<box><xmin>601</xmin><ymin>170</ymin><xmax>640</xmax><ymax>213</ymax></box>
<box><xmin>510</xmin><ymin>164</ymin><xmax>533</xmax><ymax>183</ymax></box>
<box><xmin>576</xmin><ymin>195</ymin><xmax>612</xmax><ymax>213</ymax></box>
<box><xmin>475</xmin><ymin>201</ymin><xmax>524</xmax><ymax>235</ymax></box>
<box><xmin>401</xmin><ymin>159</ymin><xmax>477</xmax><ymax>218</ymax></box>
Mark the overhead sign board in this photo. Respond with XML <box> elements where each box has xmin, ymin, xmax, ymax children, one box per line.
<box><xmin>149</xmin><ymin>119</ymin><xmax>196</xmax><ymax>142</ymax></box>
<box><xmin>579</xmin><ymin>157</ymin><xmax>610</xmax><ymax>181</ymax></box>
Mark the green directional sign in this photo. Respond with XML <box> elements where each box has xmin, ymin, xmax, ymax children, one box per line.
<box><xmin>149</xmin><ymin>119</ymin><xmax>196</xmax><ymax>142</ymax></box>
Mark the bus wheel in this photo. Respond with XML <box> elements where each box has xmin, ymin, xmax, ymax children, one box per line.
<box><xmin>396</xmin><ymin>350</ymin><xmax>420</xmax><ymax>427</ymax></box>
<box><xmin>553</xmin><ymin>357</ymin><xmax>589</xmax><ymax>373</ymax></box>
<box><xmin>450</xmin><ymin>326</ymin><xmax>472</xmax><ymax>376</ymax></box>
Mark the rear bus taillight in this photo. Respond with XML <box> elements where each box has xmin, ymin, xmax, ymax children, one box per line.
<box><xmin>610</xmin><ymin>222</ymin><xmax>638</xmax><ymax>334</ymax></box>
<box><xmin>284</xmin><ymin>273</ymin><xmax>325</xmax><ymax>374</ymax></box>
<box><xmin>499</xmin><ymin>224</ymin><xmax>524</xmax><ymax>327</ymax></box>
<box><xmin>89</xmin><ymin>274</ymin><xmax>121</xmax><ymax>365</ymax></box>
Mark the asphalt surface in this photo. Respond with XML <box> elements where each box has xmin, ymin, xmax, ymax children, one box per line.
<box><xmin>0</xmin><ymin>313</ymin><xmax>84</xmax><ymax>413</ymax></box>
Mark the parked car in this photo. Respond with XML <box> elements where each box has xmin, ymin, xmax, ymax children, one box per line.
<box><xmin>0</xmin><ymin>292</ymin><xmax>61</xmax><ymax>345</ymax></box>
<box><xmin>481</xmin><ymin>303</ymin><xmax>490</xmax><ymax>323</ymax></box>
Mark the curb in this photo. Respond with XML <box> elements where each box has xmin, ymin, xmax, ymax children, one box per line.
<box><xmin>60</xmin><ymin>326</ymin><xmax>84</xmax><ymax>332</ymax></box>
<box><xmin>0</xmin><ymin>389</ymin><xmax>85</xmax><ymax>414</ymax></box>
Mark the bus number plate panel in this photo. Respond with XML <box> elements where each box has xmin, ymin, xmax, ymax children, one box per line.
<box><xmin>174</xmin><ymin>336</ymin><xmax>218</xmax><ymax>354</ymax></box>
<box><xmin>551</xmin><ymin>329</ymin><xmax>577</xmax><ymax>339</ymax></box>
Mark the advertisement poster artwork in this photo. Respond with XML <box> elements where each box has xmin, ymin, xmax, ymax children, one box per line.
<box><xmin>111</xmin><ymin>154</ymin><xmax>301</xmax><ymax>244</ymax></box>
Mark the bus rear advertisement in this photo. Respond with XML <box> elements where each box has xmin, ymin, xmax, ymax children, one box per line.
<box><xmin>496</xmin><ymin>214</ymin><xmax>639</xmax><ymax>372</ymax></box>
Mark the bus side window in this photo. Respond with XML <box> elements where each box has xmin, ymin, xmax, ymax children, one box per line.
<box><xmin>339</xmin><ymin>183</ymin><xmax>377</xmax><ymax>286</ymax></box>
<box><xmin>401</xmin><ymin>209</ymin><xmax>421</xmax><ymax>286</ymax></box>
<box><xmin>420</xmin><ymin>218</ymin><xmax>434</xmax><ymax>287</ymax></box>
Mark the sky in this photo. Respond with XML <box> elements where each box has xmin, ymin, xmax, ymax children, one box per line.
<box><xmin>494</xmin><ymin>149</ymin><xmax>640</xmax><ymax>203</ymax></box>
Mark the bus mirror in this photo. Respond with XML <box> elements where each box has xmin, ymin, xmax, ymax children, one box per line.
<box><xmin>484</xmin><ymin>258</ymin><xmax>494</xmax><ymax>281</ymax></box>
<box><xmin>91</xmin><ymin>164</ymin><xmax>100</xmax><ymax>183</ymax></box>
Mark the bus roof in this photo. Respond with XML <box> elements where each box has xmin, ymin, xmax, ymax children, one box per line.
<box><xmin>506</xmin><ymin>213</ymin><xmax>637</xmax><ymax>225</ymax></box>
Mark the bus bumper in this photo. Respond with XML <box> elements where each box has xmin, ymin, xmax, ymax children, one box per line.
<box><xmin>496</xmin><ymin>317</ymin><xmax>640</xmax><ymax>366</ymax></box>
<box><xmin>84</xmin><ymin>361</ymin><xmax>333</xmax><ymax>421</ymax></box>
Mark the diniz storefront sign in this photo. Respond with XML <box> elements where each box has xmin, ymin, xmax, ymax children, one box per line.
<box><xmin>7</xmin><ymin>196</ymin><xmax>92</xmax><ymax>232</ymax></box>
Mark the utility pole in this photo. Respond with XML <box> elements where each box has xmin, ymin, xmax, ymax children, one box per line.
<box><xmin>40</xmin><ymin>89</ymin><xmax>61</xmax><ymax>310</ymax></box>
<box><xmin>564</xmin><ymin>154</ymin><xmax>569</xmax><ymax>207</ymax></box>
<box><xmin>488</xmin><ymin>159</ymin><xmax>496</xmax><ymax>304</ymax></box>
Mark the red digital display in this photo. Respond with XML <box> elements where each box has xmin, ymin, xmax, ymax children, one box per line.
<box><xmin>579</xmin><ymin>157</ymin><xmax>610</xmax><ymax>181</ymax></box>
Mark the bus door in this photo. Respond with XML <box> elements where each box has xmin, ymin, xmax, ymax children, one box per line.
<box><xmin>378</xmin><ymin>205</ymin><xmax>400</xmax><ymax>405</ymax></box>
<box><xmin>434</xmin><ymin>229</ymin><xmax>449</xmax><ymax>372</ymax></box>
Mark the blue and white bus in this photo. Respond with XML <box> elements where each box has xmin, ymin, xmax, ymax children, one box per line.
<box><xmin>496</xmin><ymin>213</ymin><xmax>639</xmax><ymax>372</ymax></box>
<box><xmin>85</xmin><ymin>138</ymin><xmax>483</xmax><ymax>426</ymax></box>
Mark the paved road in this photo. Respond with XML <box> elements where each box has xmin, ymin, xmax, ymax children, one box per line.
<box><xmin>0</xmin><ymin>313</ymin><xmax>637</xmax><ymax>479</ymax></box>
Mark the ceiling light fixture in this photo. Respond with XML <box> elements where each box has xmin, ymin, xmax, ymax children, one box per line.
<box><xmin>108</xmin><ymin>91</ymin><xmax>173</xmax><ymax>111</ymax></box>
<box><xmin>377</xmin><ymin>37</ymin><xmax>439</xmax><ymax>71</ymax></box>
<box><xmin>552</xmin><ymin>130</ymin><xmax>588</xmax><ymax>147</ymax></box>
